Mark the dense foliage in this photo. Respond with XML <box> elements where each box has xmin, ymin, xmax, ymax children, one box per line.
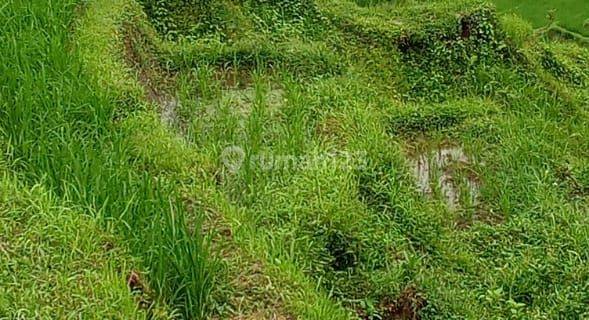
<box><xmin>2</xmin><ymin>0</ymin><xmax>588</xmax><ymax>319</ymax></box>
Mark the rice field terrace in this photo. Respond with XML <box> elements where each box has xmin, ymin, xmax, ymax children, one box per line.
<box><xmin>1</xmin><ymin>0</ymin><xmax>589</xmax><ymax>319</ymax></box>
<box><xmin>494</xmin><ymin>0</ymin><xmax>589</xmax><ymax>36</ymax></box>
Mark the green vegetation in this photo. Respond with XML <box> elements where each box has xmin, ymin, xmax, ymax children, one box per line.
<box><xmin>494</xmin><ymin>0</ymin><xmax>589</xmax><ymax>35</ymax></box>
<box><xmin>0</xmin><ymin>173</ymin><xmax>143</xmax><ymax>319</ymax></box>
<box><xmin>1</xmin><ymin>0</ymin><xmax>589</xmax><ymax>319</ymax></box>
<box><xmin>0</xmin><ymin>0</ymin><xmax>212</xmax><ymax>318</ymax></box>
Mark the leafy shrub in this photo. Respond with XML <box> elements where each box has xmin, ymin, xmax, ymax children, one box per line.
<box><xmin>247</xmin><ymin>0</ymin><xmax>319</xmax><ymax>20</ymax></box>
<box><xmin>389</xmin><ymin>105</ymin><xmax>465</xmax><ymax>134</ymax></box>
<box><xmin>540</xmin><ymin>48</ymin><xmax>585</xmax><ymax>86</ymax></box>
<box><xmin>241</xmin><ymin>0</ymin><xmax>325</xmax><ymax>36</ymax></box>
<box><xmin>139</xmin><ymin>0</ymin><xmax>322</xmax><ymax>40</ymax></box>
<box><xmin>388</xmin><ymin>99</ymin><xmax>490</xmax><ymax>134</ymax></box>
<box><xmin>324</xmin><ymin>2</ymin><xmax>516</xmax><ymax>102</ymax></box>
<box><xmin>162</xmin><ymin>39</ymin><xmax>344</xmax><ymax>78</ymax></box>
<box><xmin>139</xmin><ymin>0</ymin><xmax>230</xmax><ymax>40</ymax></box>
<box><xmin>399</xmin><ymin>6</ymin><xmax>512</xmax><ymax>101</ymax></box>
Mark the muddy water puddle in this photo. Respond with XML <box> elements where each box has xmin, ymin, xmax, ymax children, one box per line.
<box><xmin>410</xmin><ymin>145</ymin><xmax>479</xmax><ymax>210</ymax></box>
<box><xmin>160</xmin><ymin>97</ymin><xmax>180</xmax><ymax>126</ymax></box>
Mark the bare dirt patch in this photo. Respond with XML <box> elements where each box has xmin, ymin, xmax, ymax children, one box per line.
<box><xmin>371</xmin><ymin>286</ymin><xmax>428</xmax><ymax>320</ymax></box>
<box><xmin>122</xmin><ymin>22</ymin><xmax>179</xmax><ymax>125</ymax></box>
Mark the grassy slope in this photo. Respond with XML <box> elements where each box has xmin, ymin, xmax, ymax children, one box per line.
<box><xmin>0</xmin><ymin>171</ymin><xmax>142</xmax><ymax>319</ymax></box>
<box><xmin>0</xmin><ymin>0</ymin><xmax>211</xmax><ymax>318</ymax></box>
<box><xmin>494</xmin><ymin>0</ymin><xmax>589</xmax><ymax>35</ymax></box>
<box><xmin>2</xmin><ymin>0</ymin><xmax>589</xmax><ymax>319</ymax></box>
<box><xmin>115</xmin><ymin>0</ymin><xmax>589</xmax><ymax>318</ymax></box>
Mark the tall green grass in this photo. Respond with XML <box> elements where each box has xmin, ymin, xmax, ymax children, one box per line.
<box><xmin>3</xmin><ymin>0</ymin><xmax>589</xmax><ymax>318</ymax></box>
<box><xmin>0</xmin><ymin>0</ymin><xmax>212</xmax><ymax>318</ymax></box>
<box><xmin>0</xmin><ymin>173</ymin><xmax>143</xmax><ymax>318</ymax></box>
<box><xmin>126</xmin><ymin>0</ymin><xmax>589</xmax><ymax>318</ymax></box>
